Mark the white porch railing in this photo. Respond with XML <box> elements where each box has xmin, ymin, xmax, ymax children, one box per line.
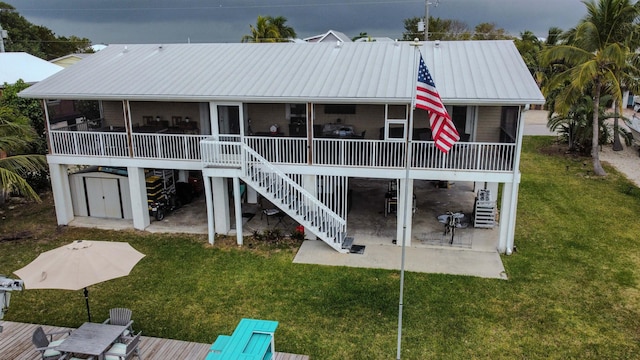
<box><xmin>411</xmin><ymin>141</ymin><xmax>516</xmax><ymax>172</ymax></box>
<box><xmin>245</xmin><ymin>136</ymin><xmax>307</xmax><ymax>164</ymax></box>
<box><xmin>49</xmin><ymin>131</ymin><xmax>129</xmax><ymax>157</ymax></box>
<box><xmin>132</xmin><ymin>133</ymin><xmax>208</xmax><ymax>160</ymax></box>
<box><xmin>200</xmin><ymin>135</ymin><xmax>243</xmax><ymax>167</ymax></box>
<box><xmin>50</xmin><ymin>130</ymin><xmax>516</xmax><ymax>172</ymax></box>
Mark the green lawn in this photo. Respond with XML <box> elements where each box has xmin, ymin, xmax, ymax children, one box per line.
<box><xmin>2</xmin><ymin>136</ymin><xmax>640</xmax><ymax>359</ymax></box>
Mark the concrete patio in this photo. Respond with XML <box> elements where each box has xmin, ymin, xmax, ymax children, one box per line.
<box><xmin>69</xmin><ymin>178</ymin><xmax>507</xmax><ymax>280</ymax></box>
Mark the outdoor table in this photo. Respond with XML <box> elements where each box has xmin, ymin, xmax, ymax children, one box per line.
<box><xmin>56</xmin><ymin>322</ymin><xmax>128</xmax><ymax>359</ymax></box>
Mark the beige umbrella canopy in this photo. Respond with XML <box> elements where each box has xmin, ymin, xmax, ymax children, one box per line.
<box><xmin>14</xmin><ymin>240</ymin><xmax>145</xmax><ymax>321</ymax></box>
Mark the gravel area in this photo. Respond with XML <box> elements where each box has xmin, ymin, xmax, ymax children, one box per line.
<box><xmin>524</xmin><ymin>109</ymin><xmax>640</xmax><ymax>188</ymax></box>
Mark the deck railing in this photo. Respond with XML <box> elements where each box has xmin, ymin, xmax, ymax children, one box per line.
<box><xmin>132</xmin><ymin>133</ymin><xmax>208</xmax><ymax>160</ymax></box>
<box><xmin>50</xmin><ymin>130</ymin><xmax>516</xmax><ymax>172</ymax></box>
<box><xmin>50</xmin><ymin>131</ymin><xmax>129</xmax><ymax>157</ymax></box>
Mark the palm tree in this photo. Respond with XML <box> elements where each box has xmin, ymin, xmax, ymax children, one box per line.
<box><xmin>241</xmin><ymin>15</ymin><xmax>296</xmax><ymax>43</ymax></box>
<box><xmin>241</xmin><ymin>15</ymin><xmax>279</xmax><ymax>43</ymax></box>
<box><xmin>266</xmin><ymin>16</ymin><xmax>296</xmax><ymax>42</ymax></box>
<box><xmin>542</xmin><ymin>0</ymin><xmax>640</xmax><ymax>176</ymax></box>
<box><xmin>0</xmin><ymin>106</ymin><xmax>47</xmax><ymax>203</ymax></box>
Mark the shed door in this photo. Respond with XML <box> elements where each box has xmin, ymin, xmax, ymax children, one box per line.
<box><xmin>85</xmin><ymin>177</ymin><xmax>123</xmax><ymax>218</ymax></box>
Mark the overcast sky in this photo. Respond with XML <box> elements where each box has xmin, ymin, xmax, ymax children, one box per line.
<box><xmin>3</xmin><ymin>0</ymin><xmax>587</xmax><ymax>45</ymax></box>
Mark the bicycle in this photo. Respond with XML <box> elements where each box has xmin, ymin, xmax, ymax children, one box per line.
<box><xmin>437</xmin><ymin>211</ymin><xmax>466</xmax><ymax>244</ymax></box>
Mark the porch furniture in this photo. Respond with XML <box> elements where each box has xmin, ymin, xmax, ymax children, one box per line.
<box><xmin>322</xmin><ymin>123</ymin><xmax>354</xmax><ymax>137</ymax></box>
<box><xmin>288</xmin><ymin>123</ymin><xmax>306</xmax><ymax>137</ymax></box>
<box><xmin>205</xmin><ymin>318</ymin><xmax>278</xmax><ymax>360</ymax></box>
<box><xmin>102</xmin><ymin>308</ymin><xmax>134</xmax><ymax>336</ymax></box>
<box><xmin>103</xmin><ymin>331</ymin><xmax>142</xmax><ymax>360</ymax></box>
<box><xmin>55</xmin><ymin>322</ymin><xmax>128</xmax><ymax>360</ymax></box>
<box><xmin>32</xmin><ymin>326</ymin><xmax>72</xmax><ymax>359</ymax></box>
<box><xmin>261</xmin><ymin>208</ymin><xmax>287</xmax><ymax>226</ymax></box>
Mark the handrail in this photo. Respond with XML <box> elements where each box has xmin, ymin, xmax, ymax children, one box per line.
<box><xmin>239</xmin><ymin>142</ymin><xmax>347</xmax><ymax>251</ymax></box>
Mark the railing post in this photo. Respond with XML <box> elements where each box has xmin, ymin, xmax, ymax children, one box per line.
<box><xmin>156</xmin><ymin>134</ymin><xmax>162</xmax><ymax>159</ymax></box>
<box><xmin>73</xmin><ymin>133</ymin><xmax>79</xmax><ymax>155</ymax></box>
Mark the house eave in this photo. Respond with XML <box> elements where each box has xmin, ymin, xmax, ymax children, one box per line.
<box><xmin>20</xmin><ymin>92</ymin><xmax>545</xmax><ymax>106</ymax></box>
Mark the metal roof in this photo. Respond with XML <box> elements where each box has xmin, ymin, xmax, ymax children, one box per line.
<box><xmin>19</xmin><ymin>41</ymin><xmax>544</xmax><ymax>105</ymax></box>
<box><xmin>0</xmin><ymin>52</ymin><xmax>63</xmax><ymax>85</ymax></box>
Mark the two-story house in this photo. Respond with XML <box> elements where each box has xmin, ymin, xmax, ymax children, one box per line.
<box><xmin>20</xmin><ymin>40</ymin><xmax>544</xmax><ymax>255</ymax></box>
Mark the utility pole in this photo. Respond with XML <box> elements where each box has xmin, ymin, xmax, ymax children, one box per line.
<box><xmin>424</xmin><ymin>1</ymin><xmax>429</xmax><ymax>40</ymax></box>
<box><xmin>0</xmin><ymin>9</ymin><xmax>8</xmax><ymax>52</ymax></box>
<box><xmin>424</xmin><ymin>0</ymin><xmax>441</xmax><ymax>41</ymax></box>
<box><xmin>0</xmin><ymin>24</ymin><xmax>6</xmax><ymax>52</ymax></box>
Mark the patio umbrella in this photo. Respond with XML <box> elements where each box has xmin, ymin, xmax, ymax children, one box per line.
<box><xmin>14</xmin><ymin>240</ymin><xmax>145</xmax><ymax>322</ymax></box>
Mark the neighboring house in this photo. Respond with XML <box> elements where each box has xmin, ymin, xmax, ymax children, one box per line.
<box><xmin>50</xmin><ymin>53</ymin><xmax>92</xmax><ymax>68</ymax></box>
<box><xmin>19</xmin><ymin>40</ymin><xmax>544</xmax><ymax>255</ymax></box>
<box><xmin>0</xmin><ymin>52</ymin><xmax>62</xmax><ymax>86</ymax></box>
<box><xmin>354</xmin><ymin>37</ymin><xmax>394</xmax><ymax>42</ymax></box>
<box><xmin>303</xmin><ymin>30</ymin><xmax>352</xmax><ymax>43</ymax></box>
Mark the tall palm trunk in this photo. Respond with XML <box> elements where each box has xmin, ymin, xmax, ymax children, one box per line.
<box><xmin>592</xmin><ymin>83</ymin><xmax>607</xmax><ymax>175</ymax></box>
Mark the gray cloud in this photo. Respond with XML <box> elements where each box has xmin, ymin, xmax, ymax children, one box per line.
<box><xmin>3</xmin><ymin>0</ymin><xmax>586</xmax><ymax>44</ymax></box>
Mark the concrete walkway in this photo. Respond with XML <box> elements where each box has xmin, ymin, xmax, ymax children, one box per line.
<box><xmin>293</xmin><ymin>240</ymin><xmax>507</xmax><ymax>280</ymax></box>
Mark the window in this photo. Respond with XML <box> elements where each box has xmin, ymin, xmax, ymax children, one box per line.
<box><xmin>500</xmin><ymin>106</ymin><xmax>519</xmax><ymax>143</ymax></box>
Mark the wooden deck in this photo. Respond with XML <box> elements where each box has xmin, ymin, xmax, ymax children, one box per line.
<box><xmin>0</xmin><ymin>321</ymin><xmax>309</xmax><ymax>360</ymax></box>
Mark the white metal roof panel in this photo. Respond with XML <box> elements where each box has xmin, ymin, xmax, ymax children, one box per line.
<box><xmin>20</xmin><ymin>41</ymin><xmax>544</xmax><ymax>105</ymax></box>
<box><xmin>0</xmin><ymin>52</ymin><xmax>63</xmax><ymax>85</ymax></box>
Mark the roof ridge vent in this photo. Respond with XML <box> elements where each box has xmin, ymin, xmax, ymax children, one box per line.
<box><xmin>434</xmin><ymin>40</ymin><xmax>440</xmax><ymax>47</ymax></box>
<box><xmin>335</xmin><ymin>40</ymin><xmax>342</xmax><ymax>49</ymax></box>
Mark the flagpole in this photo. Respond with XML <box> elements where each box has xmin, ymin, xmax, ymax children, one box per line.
<box><xmin>396</xmin><ymin>38</ymin><xmax>422</xmax><ymax>360</ymax></box>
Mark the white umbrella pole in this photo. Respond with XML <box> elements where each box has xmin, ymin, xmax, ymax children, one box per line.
<box><xmin>83</xmin><ymin>287</ymin><xmax>91</xmax><ymax>322</ymax></box>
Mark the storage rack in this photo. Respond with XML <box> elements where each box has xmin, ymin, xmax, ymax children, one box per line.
<box><xmin>473</xmin><ymin>189</ymin><xmax>496</xmax><ymax>228</ymax></box>
<box><xmin>145</xmin><ymin>169</ymin><xmax>175</xmax><ymax>205</ymax></box>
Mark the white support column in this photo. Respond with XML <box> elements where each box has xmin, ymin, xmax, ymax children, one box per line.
<box><xmin>212</xmin><ymin>177</ymin><xmax>230</xmax><ymax>234</ymax></box>
<box><xmin>506</xmin><ymin>177</ymin><xmax>520</xmax><ymax>254</ymax></box>
<box><xmin>127</xmin><ymin>167</ymin><xmax>150</xmax><ymax>230</ymax></box>
<box><xmin>49</xmin><ymin>164</ymin><xmax>74</xmax><ymax>225</ymax></box>
<box><xmin>396</xmin><ymin>178</ymin><xmax>414</xmax><ymax>247</ymax></box>
<box><xmin>302</xmin><ymin>174</ymin><xmax>317</xmax><ymax>240</ymax></box>
<box><xmin>498</xmin><ymin>182</ymin><xmax>513</xmax><ymax>253</ymax></box>
<box><xmin>233</xmin><ymin>177</ymin><xmax>243</xmax><ymax>245</ymax></box>
<box><xmin>204</xmin><ymin>175</ymin><xmax>215</xmax><ymax>245</ymax></box>
<box><xmin>486</xmin><ymin>182</ymin><xmax>499</xmax><ymax>198</ymax></box>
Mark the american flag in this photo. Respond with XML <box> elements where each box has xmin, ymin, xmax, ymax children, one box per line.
<box><xmin>415</xmin><ymin>54</ymin><xmax>459</xmax><ymax>153</ymax></box>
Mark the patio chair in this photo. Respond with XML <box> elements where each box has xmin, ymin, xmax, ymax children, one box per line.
<box><xmin>103</xmin><ymin>308</ymin><xmax>134</xmax><ymax>336</ymax></box>
<box><xmin>104</xmin><ymin>331</ymin><xmax>142</xmax><ymax>360</ymax></box>
<box><xmin>32</xmin><ymin>326</ymin><xmax>72</xmax><ymax>360</ymax></box>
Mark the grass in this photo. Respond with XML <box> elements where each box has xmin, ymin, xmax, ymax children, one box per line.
<box><xmin>2</xmin><ymin>136</ymin><xmax>640</xmax><ymax>359</ymax></box>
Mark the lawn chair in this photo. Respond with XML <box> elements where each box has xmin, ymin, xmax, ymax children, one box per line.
<box><xmin>32</xmin><ymin>326</ymin><xmax>72</xmax><ymax>360</ymax></box>
<box><xmin>104</xmin><ymin>331</ymin><xmax>142</xmax><ymax>360</ymax></box>
<box><xmin>103</xmin><ymin>308</ymin><xmax>134</xmax><ymax>336</ymax></box>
